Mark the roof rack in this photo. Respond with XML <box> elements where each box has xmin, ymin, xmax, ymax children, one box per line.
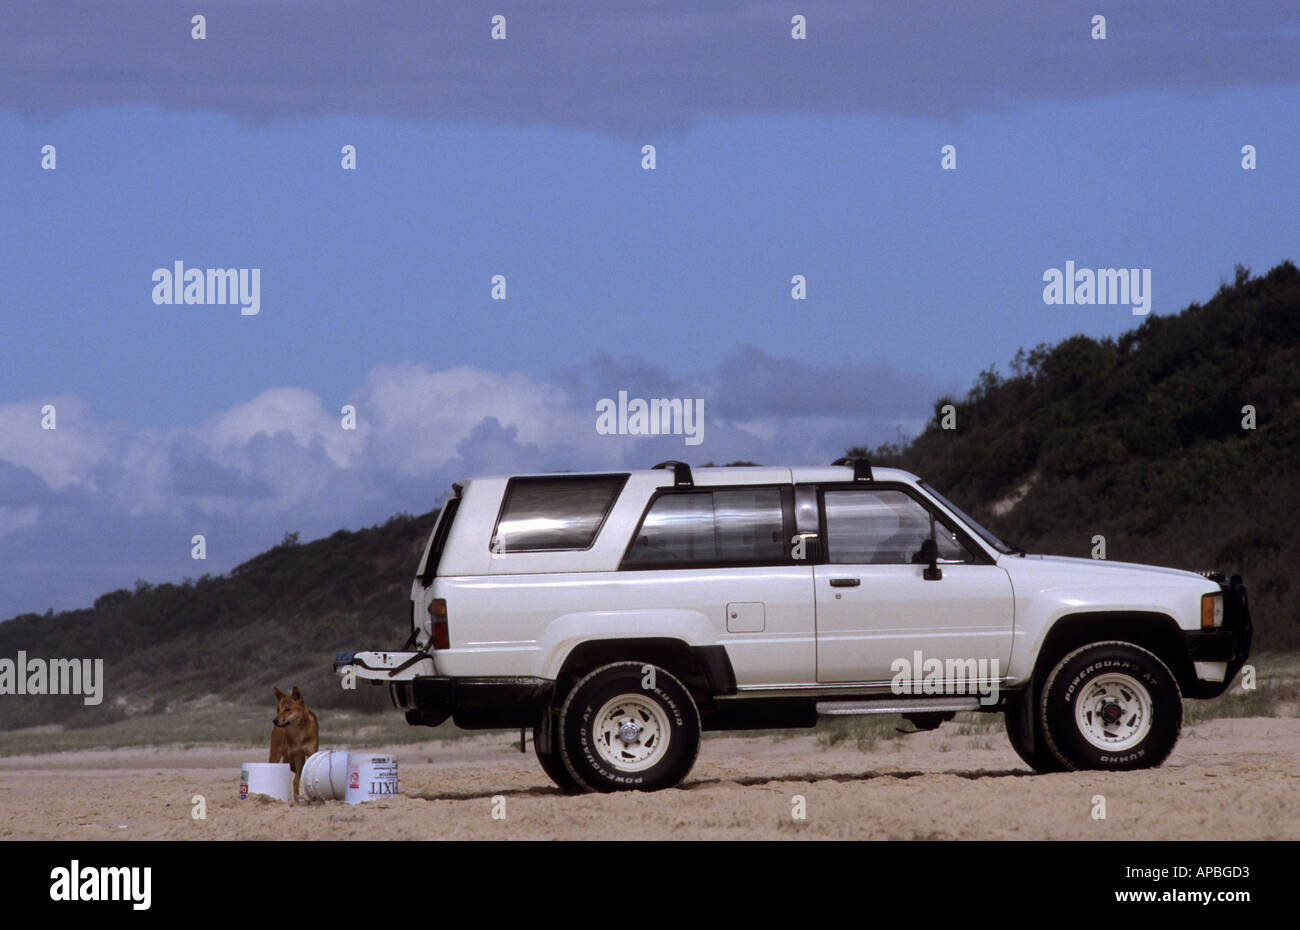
<box><xmin>831</xmin><ymin>456</ymin><xmax>874</xmax><ymax>482</ymax></box>
<box><xmin>652</xmin><ymin>460</ymin><xmax>694</xmax><ymax>487</ymax></box>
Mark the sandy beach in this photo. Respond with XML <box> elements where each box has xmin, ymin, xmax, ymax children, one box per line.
<box><xmin>2</xmin><ymin>716</ymin><xmax>1296</xmax><ymax>841</ymax></box>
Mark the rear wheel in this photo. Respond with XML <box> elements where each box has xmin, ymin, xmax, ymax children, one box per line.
<box><xmin>533</xmin><ymin>719</ymin><xmax>583</xmax><ymax>793</ymax></box>
<box><xmin>1040</xmin><ymin>641</ymin><xmax>1182</xmax><ymax>771</ymax></box>
<box><xmin>558</xmin><ymin>662</ymin><xmax>700</xmax><ymax>792</ymax></box>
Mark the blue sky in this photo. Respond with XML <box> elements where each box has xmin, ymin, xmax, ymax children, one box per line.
<box><xmin>2</xmin><ymin>2</ymin><xmax>1299</xmax><ymax>616</ymax></box>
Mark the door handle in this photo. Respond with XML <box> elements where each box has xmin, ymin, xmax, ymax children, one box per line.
<box><xmin>829</xmin><ymin>578</ymin><xmax>860</xmax><ymax>587</ymax></box>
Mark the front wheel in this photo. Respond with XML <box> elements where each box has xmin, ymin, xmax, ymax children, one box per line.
<box><xmin>1040</xmin><ymin>641</ymin><xmax>1182</xmax><ymax>771</ymax></box>
<box><xmin>1003</xmin><ymin>693</ymin><xmax>1067</xmax><ymax>773</ymax></box>
<box><xmin>558</xmin><ymin>662</ymin><xmax>701</xmax><ymax>792</ymax></box>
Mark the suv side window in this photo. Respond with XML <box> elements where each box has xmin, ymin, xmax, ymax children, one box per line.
<box><xmin>491</xmin><ymin>475</ymin><xmax>628</xmax><ymax>553</ymax></box>
<box><xmin>623</xmin><ymin>487</ymin><xmax>788</xmax><ymax>567</ymax></box>
<box><xmin>823</xmin><ymin>488</ymin><xmax>972</xmax><ymax>564</ymax></box>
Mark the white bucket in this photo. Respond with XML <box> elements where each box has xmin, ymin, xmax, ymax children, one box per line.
<box><xmin>240</xmin><ymin>762</ymin><xmax>293</xmax><ymax>802</ymax></box>
<box><xmin>301</xmin><ymin>749</ymin><xmax>351</xmax><ymax>801</ymax></box>
<box><xmin>345</xmin><ymin>754</ymin><xmax>399</xmax><ymax>804</ymax></box>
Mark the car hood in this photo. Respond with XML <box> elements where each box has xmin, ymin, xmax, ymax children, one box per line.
<box><xmin>1001</xmin><ymin>553</ymin><xmax>1212</xmax><ymax>587</ymax></box>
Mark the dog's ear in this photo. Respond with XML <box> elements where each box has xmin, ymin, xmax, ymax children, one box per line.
<box><xmin>291</xmin><ymin>686</ymin><xmax>303</xmax><ymax>701</ymax></box>
<box><xmin>273</xmin><ymin>686</ymin><xmax>285</xmax><ymax>699</ymax></box>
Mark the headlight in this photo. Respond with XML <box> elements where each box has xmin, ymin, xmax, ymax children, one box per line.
<box><xmin>1201</xmin><ymin>592</ymin><xmax>1224</xmax><ymax>629</ymax></box>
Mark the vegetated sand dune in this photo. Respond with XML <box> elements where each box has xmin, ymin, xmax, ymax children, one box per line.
<box><xmin>0</xmin><ymin>717</ymin><xmax>1296</xmax><ymax>840</ymax></box>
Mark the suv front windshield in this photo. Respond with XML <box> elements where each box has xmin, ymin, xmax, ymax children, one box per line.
<box><xmin>918</xmin><ymin>481</ymin><xmax>1018</xmax><ymax>555</ymax></box>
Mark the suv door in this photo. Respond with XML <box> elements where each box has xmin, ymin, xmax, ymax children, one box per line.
<box><xmin>620</xmin><ymin>484</ymin><xmax>816</xmax><ymax>686</ymax></box>
<box><xmin>811</xmin><ymin>484</ymin><xmax>1014</xmax><ymax>684</ymax></box>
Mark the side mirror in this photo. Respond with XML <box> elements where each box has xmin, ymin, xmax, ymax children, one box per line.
<box><xmin>919</xmin><ymin>538</ymin><xmax>942</xmax><ymax>581</ymax></box>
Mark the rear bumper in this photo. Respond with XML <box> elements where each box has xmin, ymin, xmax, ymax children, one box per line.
<box><xmin>333</xmin><ymin>649</ymin><xmax>435</xmax><ymax>680</ymax></box>
<box><xmin>390</xmin><ymin>675</ymin><xmax>555</xmax><ymax>729</ymax></box>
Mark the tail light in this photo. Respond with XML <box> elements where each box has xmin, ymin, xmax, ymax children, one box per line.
<box><xmin>428</xmin><ymin>598</ymin><xmax>449</xmax><ymax>649</ymax></box>
<box><xmin>1201</xmin><ymin>592</ymin><xmax>1224</xmax><ymax>629</ymax></box>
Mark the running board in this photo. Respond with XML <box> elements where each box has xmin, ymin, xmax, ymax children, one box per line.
<box><xmin>816</xmin><ymin>697</ymin><xmax>983</xmax><ymax>716</ymax></box>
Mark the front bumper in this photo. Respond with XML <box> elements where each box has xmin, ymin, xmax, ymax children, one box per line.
<box><xmin>390</xmin><ymin>675</ymin><xmax>555</xmax><ymax>730</ymax></box>
<box><xmin>1184</xmin><ymin>573</ymin><xmax>1253</xmax><ymax>699</ymax></box>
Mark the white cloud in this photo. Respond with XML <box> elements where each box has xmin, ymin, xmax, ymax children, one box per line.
<box><xmin>0</xmin><ymin>394</ymin><xmax>142</xmax><ymax>491</ymax></box>
<box><xmin>354</xmin><ymin>363</ymin><xmax>596</xmax><ymax>476</ymax></box>
<box><xmin>201</xmin><ymin>387</ymin><xmax>353</xmax><ymax>468</ymax></box>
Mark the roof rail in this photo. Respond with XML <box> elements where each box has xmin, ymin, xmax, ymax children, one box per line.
<box><xmin>831</xmin><ymin>456</ymin><xmax>874</xmax><ymax>482</ymax></box>
<box><xmin>652</xmin><ymin>460</ymin><xmax>694</xmax><ymax>487</ymax></box>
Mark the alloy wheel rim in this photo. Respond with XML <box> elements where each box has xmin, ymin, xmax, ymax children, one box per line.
<box><xmin>1074</xmin><ymin>672</ymin><xmax>1153</xmax><ymax>751</ymax></box>
<box><xmin>591</xmin><ymin>693</ymin><xmax>671</xmax><ymax>772</ymax></box>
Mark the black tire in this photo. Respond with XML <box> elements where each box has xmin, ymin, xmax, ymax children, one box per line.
<box><xmin>1040</xmin><ymin>641</ymin><xmax>1182</xmax><ymax>771</ymax></box>
<box><xmin>558</xmin><ymin>661</ymin><xmax>701</xmax><ymax>792</ymax></box>
<box><xmin>533</xmin><ymin>721</ymin><xmax>584</xmax><ymax>793</ymax></box>
<box><xmin>1003</xmin><ymin>693</ymin><xmax>1067</xmax><ymax>773</ymax></box>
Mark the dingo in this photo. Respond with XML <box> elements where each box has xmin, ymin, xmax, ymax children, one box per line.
<box><xmin>270</xmin><ymin>686</ymin><xmax>319</xmax><ymax>803</ymax></box>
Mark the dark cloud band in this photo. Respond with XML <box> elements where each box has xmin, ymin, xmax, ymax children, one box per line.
<box><xmin>3</xmin><ymin>3</ymin><xmax>1297</xmax><ymax>132</ymax></box>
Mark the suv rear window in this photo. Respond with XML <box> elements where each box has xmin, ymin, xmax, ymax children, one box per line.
<box><xmin>491</xmin><ymin>475</ymin><xmax>628</xmax><ymax>553</ymax></box>
<box><xmin>623</xmin><ymin>487</ymin><xmax>788</xmax><ymax>567</ymax></box>
<box><xmin>419</xmin><ymin>494</ymin><xmax>461</xmax><ymax>584</ymax></box>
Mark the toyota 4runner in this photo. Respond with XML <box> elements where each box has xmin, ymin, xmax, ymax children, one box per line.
<box><xmin>336</xmin><ymin>459</ymin><xmax>1252</xmax><ymax>792</ymax></box>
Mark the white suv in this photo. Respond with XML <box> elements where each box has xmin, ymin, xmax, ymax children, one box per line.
<box><xmin>337</xmin><ymin>459</ymin><xmax>1252</xmax><ymax>792</ymax></box>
